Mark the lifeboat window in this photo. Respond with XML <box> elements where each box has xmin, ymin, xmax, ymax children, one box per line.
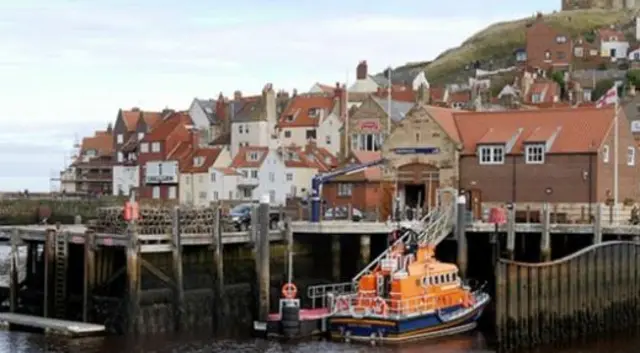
<box><xmin>433</xmin><ymin>276</ymin><xmax>438</xmax><ymax>284</ymax></box>
<box><xmin>440</xmin><ymin>275</ymin><xmax>445</xmax><ymax>283</ymax></box>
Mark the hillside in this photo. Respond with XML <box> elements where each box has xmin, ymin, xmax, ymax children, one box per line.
<box><xmin>391</xmin><ymin>9</ymin><xmax>639</xmax><ymax>85</ymax></box>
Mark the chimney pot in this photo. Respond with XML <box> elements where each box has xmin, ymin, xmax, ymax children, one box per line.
<box><xmin>356</xmin><ymin>60</ymin><xmax>368</xmax><ymax>80</ymax></box>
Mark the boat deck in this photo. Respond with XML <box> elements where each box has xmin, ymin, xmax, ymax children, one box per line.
<box><xmin>0</xmin><ymin>313</ymin><xmax>105</xmax><ymax>337</ymax></box>
<box><xmin>268</xmin><ymin>307</ymin><xmax>330</xmax><ymax>321</ymax></box>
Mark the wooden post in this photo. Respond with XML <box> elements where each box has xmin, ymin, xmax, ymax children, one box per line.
<box><xmin>9</xmin><ymin>229</ymin><xmax>19</xmax><ymax>313</ymax></box>
<box><xmin>540</xmin><ymin>203</ymin><xmax>551</xmax><ymax>262</ymax></box>
<box><xmin>82</xmin><ymin>230</ymin><xmax>96</xmax><ymax>322</ymax></box>
<box><xmin>26</xmin><ymin>243</ymin><xmax>34</xmax><ymax>287</ymax></box>
<box><xmin>456</xmin><ymin>195</ymin><xmax>468</xmax><ymax>278</ymax></box>
<box><xmin>506</xmin><ymin>204</ymin><xmax>516</xmax><ymax>260</ymax></box>
<box><xmin>593</xmin><ymin>203</ymin><xmax>603</xmax><ymax>244</ymax></box>
<box><xmin>359</xmin><ymin>235</ymin><xmax>371</xmax><ymax>269</ymax></box>
<box><xmin>126</xmin><ymin>217</ymin><xmax>140</xmax><ymax>334</ymax></box>
<box><xmin>332</xmin><ymin>235</ymin><xmax>341</xmax><ymax>282</ymax></box>
<box><xmin>171</xmin><ymin>207</ymin><xmax>185</xmax><ymax>331</ymax></box>
<box><xmin>212</xmin><ymin>204</ymin><xmax>224</xmax><ymax>333</ymax></box>
<box><xmin>44</xmin><ymin>229</ymin><xmax>55</xmax><ymax>318</ymax></box>
<box><xmin>257</xmin><ymin>195</ymin><xmax>271</xmax><ymax>323</ymax></box>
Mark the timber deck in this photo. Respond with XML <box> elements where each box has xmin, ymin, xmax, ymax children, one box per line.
<box><xmin>0</xmin><ymin>313</ymin><xmax>105</xmax><ymax>336</ymax></box>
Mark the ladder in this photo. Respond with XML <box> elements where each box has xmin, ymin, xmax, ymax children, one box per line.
<box><xmin>53</xmin><ymin>232</ymin><xmax>68</xmax><ymax>319</ymax></box>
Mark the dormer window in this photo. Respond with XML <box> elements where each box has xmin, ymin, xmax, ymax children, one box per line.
<box><xmin>478</xmin><ymin>145</ymin><xmax>504</xmax><ymax>165</ymax></box>
<box><xmin>193</xmin><ymin>156</ymin><xmax>205</xmax><ymax>167</ymax></box>
<box><xmin>531</xmin><ymin>94</ymin><xmax>542</xmax><ymax>103</ymax></box>
<box><xmin>286</xmin><ymin>115</ymin><xmax>294</xmax><ymax>122</ymax></box>
<box><xmin>525</xmin><ymin>144</ymin><xmax>545</xmax><ymax>164</ymax></box>
<box><xmin>247</xmin><ymin>151</ymin><xmax>260</xmax><ymax>161</ymax></box>
<box><xmin>308</xmin><ymin>108</ymin><xmax>319</xmax><ymax>117</ymax></box>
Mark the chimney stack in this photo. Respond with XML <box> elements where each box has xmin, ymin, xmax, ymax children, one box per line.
<box><xmin>233</xmin><ymin>90</ymin><xmax>242</xmax><ymax>100</ymax></box>
<box><xmin>356</xmin><ymin>60</ymin><xmax>368</xmax><ymax>80</ymax></box>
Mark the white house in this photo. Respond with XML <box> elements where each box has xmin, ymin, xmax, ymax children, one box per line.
<box><xmin>279</xmin><ymin>144</ymin><xmax>337</xmax><ymax>198</ymax></box>
<box><xmin>629</xmin><ymin>47</ymin><xmax>640</xmax><ymax>61</ymax></box>
<box><xmin>348</xmin><ymin>60</ymin><xmax>382</xmax><ymax>93</ymax></box>
<box><xmin>308</xmin><ymin>83</ymin><xmax>336</xmax><ymax>94</ymax></box>
<box><xmin>178</xmin><ymin>147</ymin><xmax>232</xmax><ymax>206</ymax></box>
<box><xmin>411</xmin><ymin>71</ymin><xmax>429</xmax><ymax>91</ymax></box>
<box><xmin>316</xmin><ymin>110</ymin><xmax>343</xmax><ymax>157</ymax></box>
<box><xmin>599</xmin><ymin>27</ymin><xmax>630</xmax><ymax>60</ymax></box>
<box><xmin>278</xmin><ymin>94</ymin><xmax>335</xmax><ymax>147</ymax></box>
<box><xmin>230</xmin><ymin>84</ymin><xmax>278</xmax><ymax>158</ymax></box>
<box><xmin>229</xmin><ymin>146</ymin><xmax>291</xmax><ymax>204</ymax></box>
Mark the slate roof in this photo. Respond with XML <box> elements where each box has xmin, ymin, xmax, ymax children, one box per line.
<box><xmin>371</xmin><ymin>97</ymin><xmax>415</xmax><ymax>122</ymax></box>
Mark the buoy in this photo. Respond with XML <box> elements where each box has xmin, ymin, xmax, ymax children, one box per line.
<box><xmin>281</xmin><ymin>283</ymin><xmax>298</xmax><ymax>299</ymax></box>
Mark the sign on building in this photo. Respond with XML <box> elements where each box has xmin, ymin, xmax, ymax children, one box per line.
<box><xmin>145</xmin><ymin>161</ymin><xmax>178</xmax><ymax>184</ymax></box>
<box><xmin>631</xmin><ymin>120</ymin><xmax>640</xmax><ymax>133</ymax></box>
<box><xmin>392</xmin><ymin>147</ymin><xmax>440</xmax><ymax>155</ymax></box>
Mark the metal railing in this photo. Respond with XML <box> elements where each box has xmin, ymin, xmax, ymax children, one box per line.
<box><xmin>307</xmin><ymin>282</ymin><xmax>355</xmax><ymax>309</ymax></box>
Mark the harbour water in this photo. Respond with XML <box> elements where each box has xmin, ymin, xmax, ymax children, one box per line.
<box><xmin>0</xmin><ymin>330</ymin><xmax>638</xmax><ymax>353</ymax></box>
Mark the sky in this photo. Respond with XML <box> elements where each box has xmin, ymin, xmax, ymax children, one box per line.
<box><xmin>0</xmin><ymin>0</ymin><xmax>559</xmax><ymax>192</ymax></box>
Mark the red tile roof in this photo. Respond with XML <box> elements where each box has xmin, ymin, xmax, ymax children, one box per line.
<box><xmin>598</xmin><ymin>28</ymin><xmax>625</xmax><ymax>42</ymax></box>
<box><xmin>373</xmin><ymin>86</ymin><xmax>416</xmax><ymax>102</ymax></box>
<box><xmin>121</xmin><ymin>110</ymin><xmax>140</xmax><ymax>131</ymax></box>
<box><xmin>477</xmin><ymin>128</ymin><xmax>520</xmax><ymax>144</ymax></box>
<box><xmin>214</xmin><ymin>167</ymin><xmax>241</xmax><ymax>176</ymax></box>
<box><xmin>230</xmin><ymin>146</ymin><xmax>269</xmax><ymax>168</ymax></box>
<box><xmin>281</xmin><ymin>143</ymin><xmax>338</xmax><ymax>171</ymax></box>
<box><xmin>142</xmin><ymin>112</ymin><xmax>192</xmax><ymax>142</ymax></box>
<box><xmin>454</xmin><ymin>107</ymin><xmax>616</xmax><ymax>155</ymax></box>
<box><xmin>81</xmin><ymin>130</ymin><xmax>113</xmax><ymax>156</ymax></box>
<box><xmin>141</xmin><ymin>111</ymin><xmax>162</xmax><ymax>128</ymax></box>
<box><xmin>181</xmin><ymin>148</ymin><xmax>222</xmax><ymax>173</ymax></box>
<box><xmin>279</xmin><ymin>95</ymin><xmax>334</xmax><ymax>128</ymax></box>
<box><xmin>420</xmin><ymin>105</ymin><xmax>461</xmax><ymax>143</ymax></box>
<box><xmin>430</xmin><ymin>87</ymin><xmax>447</xmax><ymax>102</ymax></box>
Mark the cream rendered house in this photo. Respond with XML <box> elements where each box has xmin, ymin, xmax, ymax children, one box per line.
<box><xmin>179</xmin><ymin>147</ymin><xmax>232</xmax><ymax>206</ymax></box>
<box><xmin>229</xmin><ymin>146</ymin><xmax>291</xmax><ymax>204</ymax></box>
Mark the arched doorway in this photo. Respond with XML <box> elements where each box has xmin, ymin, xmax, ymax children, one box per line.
<box><xmin>395</xmin><ymin>162</ymin><xmax>440</xmax><ymax>211</ymax></box>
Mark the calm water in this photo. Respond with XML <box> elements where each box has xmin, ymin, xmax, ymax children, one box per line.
<box><xmin>0</xmin><ymin>330</ymin><xmax>639</xmax><ymax>353</ymax></box>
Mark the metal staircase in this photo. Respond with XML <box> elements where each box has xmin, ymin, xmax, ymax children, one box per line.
<box><xmin>351</xmin><ymin>200</ymin><xmax>454</xmax><ymax>286</ymax></box>
<box><xmin>54</xmin><ymin>232</ymin><xmax>68</xmax><ymax>318</ymax></box>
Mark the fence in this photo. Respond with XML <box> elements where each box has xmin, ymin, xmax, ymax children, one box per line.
<box><xmin>495</xmin><ymin>241</ymin><xmax>640</xmax><ymax>352</ymax></box>
<box><xmin>476</xmin><ymin>202</ymin><xmax>635</xmax><ymax>226</ymax></box>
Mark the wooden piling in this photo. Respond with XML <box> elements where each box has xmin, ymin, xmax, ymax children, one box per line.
<box><xmin>83</xmin><ymin>230</ymin><xmax>96</xmax><ymax>322</ymax></box>
<box><xmin>126</xmin><ymin>218</ymin><xmax>140</xmax><ymax>334</ymax></box>
<box><xmin>506</xmin><ymin>204</ymin><xmax>516</xmax><ymax>260</ymax></box>
<box><xmin>540</xmin><ymin>203</ymin><xmax>551</xmax><ymax>261</ymax></box>
<box><xmin>9</xmin><ymin>229</ymin><xmax>19</xmax><ymax>313</ymax></box>
<box><xmin>212</xmin><ymin>205</ymin><xmax>224</xmax><ymax>332</ymax></box>
<box><xmin>593</xmin><ymin>204</ymin><xmax>603</xmax><ymax>244</ymax></box>
<box><xmin>44</xmin><ymin>229</ymin><xmax>55</xmax><ymax>318</ymax></box>
<box><xmin>171</xmin><ymin>207</ymin><xmax>185</xmax><ymax>331</ymax></box>
<box><xmin>359</xmin><ymin>235</ymin><xmax>371</xmax><ymax>269</ymax></box>
<box><xmin>257</xmin><ymin>197</ymin><xmax>270</xmax><ymax>323</ymax></box>
<box><xmin>332</xmin><ymin>235</ymin><xmax>341</xmax><ymax>282</ymax></box>
<box><xmin>455</xmin><ymin>195</ymin><xmax>468</xmax><ymax>278</ymax></box>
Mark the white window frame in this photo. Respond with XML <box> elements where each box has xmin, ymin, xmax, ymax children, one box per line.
<box><xmin>325</xmin><ymin>135</ymin><xmax>331</xmax><ymax>145</ymax></box>
<box><xmin>138</xmin><ymin>132</ymin><xmax>144</xmax><ymax>140</ymax></box>
<box><xmin>152</xmin><ymin>186</ymin><xmax>160</xmax><ymax>199</ymax></box>
<box><xmin>117</xmin><ymin>134</ymin><xmax>124</xmax><ymax>144</ymax></box>
<box><xmin>151</xmin><ymin>142</ymin><xmax>161</xmax><ymax>153</ymax></box>
<box><xmin>251</xmin><ymin>169</ymin><xmax>258</xmax><ymax>178</ymax></box>
<box><xmin>603</xmin><ymin>145</ymin><xmax>610</xmax><ymax>163</ymax></box>
<box><xmin>168</xmin><ymin>186</ymin><xmax>176</xmax><ymax>199</ymax></box>
<box><xmin>286</xmin><ymin>173</ymin><xmax>293</xmax><ymax>181</ymax></box>
<box><xmin>245</xmin><ymin>124</ymin><xmax>249</xmax><ymax>133</ymax></box>
<box><xmin>525</xmin><ymin>144</ymin><xmax>545</xmax><ymax>164</ymax></box>
<box><xmin>478</xmin><ymin>145</ymin><xmax>505</xmax><ymax>165</ymax></box>
<box><xmin>269</xmin><ymin>172</ymin><xmax>275</xmax><ymax>182</ymax></box>
<box><xmin>211</xmin><ymin>172</ymin><xmax>216</xmax><ymax>182</ymax></box>
<box><xmin>117</xmin><ymin>152</ymin><xmax>124</xmax><ymax>163</ymax></box>
<box><xmin>628</xmin><ymin>146</ymin><xmax>636</xmax><ymax>166</ymax></box>
<box><xmin>213</xmin><ymin>191</ymin><xmax>219</xmax><ymax>200</ymax></box>
<box><xmin>140</xmin><ymin>142</ymin><xmax>149</xmax><ymax>153</ymax></box>
<box><xmin>338</xmin><ymin>183</ymin><xmax>352</xmax><ymax>197</ymax></box>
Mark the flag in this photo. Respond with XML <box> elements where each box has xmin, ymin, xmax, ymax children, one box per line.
<box><xmin>596</xmin><ymin>85</ymin><xmax>618</xmax><ymax>108</ymax></box>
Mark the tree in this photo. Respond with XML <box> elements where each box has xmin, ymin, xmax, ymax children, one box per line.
<box><xmin>626</xmin><ymin>69</ymin><xmax>640</xmax><ymax>88</ymax></box>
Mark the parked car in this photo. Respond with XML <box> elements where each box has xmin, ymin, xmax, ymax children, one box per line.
<box><xmin>228</xmin><ymin>203</ymin><xmax>281</xmax><ymax>231</ymax></box>
<box><xmin>324</xmin><ymin>206</ymin><xmax>363</xmax><ymax>222</ymax></box>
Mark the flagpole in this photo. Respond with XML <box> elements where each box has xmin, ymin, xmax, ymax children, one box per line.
<box><xmin>614</xmin><ymin>95</ymin><xmax>619</xmax><ymax>205</ymax></box>
<box><xmin>344</xmin><ymin>71</ymin><xmax>349</xmax><ymax>160</ymax></box>
<box><xmin>387</xmin><ymin>66</ymin><xmax>392</xmax><ymax>139</ymax></box>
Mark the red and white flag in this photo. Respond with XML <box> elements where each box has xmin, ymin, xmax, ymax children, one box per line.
<box><xmin>596</xmin><ymin>85</ymin><xmax>618</xmax><ymax>108</ymax></box>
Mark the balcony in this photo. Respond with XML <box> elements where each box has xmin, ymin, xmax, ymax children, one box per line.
<box><xmin>237</xmin><ymin>175</ymin><xmax>259</xmax><ymax>187</ymax></box>
<box><xmin>77</xmin><ymin>173</ymin><xmax>112</xmax><ymax>182</ymax></box>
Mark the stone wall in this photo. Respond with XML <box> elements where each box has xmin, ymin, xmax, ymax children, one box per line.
<box><xmin>0</xmin><ymin>197</ymin><xmax>126</xmax><ymax>225</ymax></box>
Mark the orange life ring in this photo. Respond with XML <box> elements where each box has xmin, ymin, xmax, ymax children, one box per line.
<box><xmin>335</xmin><ymin>296</ymin><xmax>349</xmax><ymax>311</ymax></box>
<box><xmin>374</xmin><ymin>297</ymin><xmax>388</xmax><ymax>316</ymax></box>
<box><xmin>281</xmin><ymin>283</ymin><xmax>298</xmax><ymax>299</ymax></box>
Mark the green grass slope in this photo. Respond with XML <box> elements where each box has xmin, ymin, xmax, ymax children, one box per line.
<box><xmin>398</xmin><ymin>9</ymin><xmax>639</xmax><ymax>85</ymax></box>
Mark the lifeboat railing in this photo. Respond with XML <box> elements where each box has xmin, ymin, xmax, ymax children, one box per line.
<box><xmin>307</xmin><ymin>281</ymin><xmax>355</xmax><ymax>309</ymax></box>
<box><xmin>420</xmin><ymin>201</ymin><xmax>455</xmax><ymax>246</ymax></box>
<box><xmin>330</xmin><ymin>293</ymin><xmax>441</xmax><ymax>319</ymax></box>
